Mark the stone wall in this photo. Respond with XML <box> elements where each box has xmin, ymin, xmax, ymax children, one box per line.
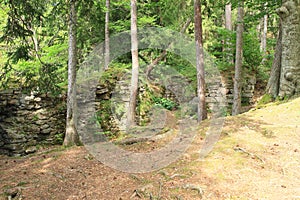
<box><xmin>206</xmin><ymin>73</ymin><xmax>256</xmax><ymax>108</ymax></box>
<box><xmin>0</xmin><ymin>72</ymin><xmax>256</xmax><ymax>156</ymax></box>
<box><xmin>165</xmin><ymin>72</ymin><xmax>257</xmax><ymax>113</ymax></box>
<box><xmin>0</xmin><ymin>89</ymin><xmax>66</xmax><ymax>156</ymax></box>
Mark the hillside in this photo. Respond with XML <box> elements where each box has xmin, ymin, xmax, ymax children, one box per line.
<box><xmin>1</xmin><ymin>98</ymin><xmax>299</xmax><ymax>199</ymax></box>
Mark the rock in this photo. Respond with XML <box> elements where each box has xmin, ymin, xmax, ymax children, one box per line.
<box><xmin>15</xmin><ymin>117</ymin><xmax>25</xmax><ymax>123</ymax></box>
<box><xmin>0</xmin><ymin>90</ymin><xmax>66</xmax><ymax>156</ymax></box>
<box><xmin>96</xmin><ymin>88</ymin><xmax>109</xmax><ymax>95</ymax></box>
<box><xmin>0</xmin><ymin>100</ymin><xmax>7</xmax><ymax>106</ymax></box>
<box><xmin>40</xmin><ymin>124</ymin><xmax>50</xmax><ymax>130</ymax></box>
<box><xmin>35</xmin><ymin>120</ymin><xmax>45</xmax><ymax>125</ymax></box>
<box><xmin>35</xmin><ymin>104</ymin><xmax>42</xmax><ymax>109</ymax></box>
<box><xmin>8</xmin><ymin>99</ymin><xmax>19</xmax><ymax>105</ymax></box>
<box><xmin>27</xmin><ymin>104</ymin><xmax>35</xmax><ymax>110</ymax></box>
<box><xmin>34</xmin><ymin>97</ymin><xmax>42</xmax><ymax>102</ymax></box>
<box><xmin>0</xmin><ymin>89</ymin><xmax>14</xmax><ymax>94</ymax></box>
<box><xmin>28</xmin><ymin>125</ymin><xmax>40</xmax><ymax>133</ymax></box>
<box><xmin>41</xmin><ymin>128</ymin><xmax>52</xmax><ymax>135</ymax></box>
<box><xmin>25</xmin><ymin>146</ymin><xmax>37</xmax><ymax>154</ymax></box>
<box><xmin>24</xmin><ymin>95</ymin><xmax>35</xmax><ymax>101</ymax></box>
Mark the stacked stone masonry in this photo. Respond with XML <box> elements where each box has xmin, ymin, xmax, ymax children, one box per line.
<box><xmin>0</xmin><ymin>89</ymin><xmax>65</xmax><ymax>156</ymax></box>
<box><xmin>0</xmin><ymin>73</ymin><xmax>256</xmax><ymax>156</ymax></box>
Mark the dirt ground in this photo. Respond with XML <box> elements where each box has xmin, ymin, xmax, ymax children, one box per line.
<box><xmin>1</xmin><ymin>98</ymin><xmax>300</xmax><ymax>200</ymax></box>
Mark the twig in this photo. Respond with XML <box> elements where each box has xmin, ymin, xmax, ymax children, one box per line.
<box><xmin>130</xmin><ymin>189</ymin><xmax>142</xmax><ymax>199</ymax></box>
<box><xmin>170</xmin><ymin>174</ymin><xmax>182</xmax><ymax>179</ymax></box>
<box><xmin>182</xmin><ymin>184</ymin><xmax>204</xmax><ymax>198</ymax></box>
<box><xmin>158</xmin><ymin>181</ymin><xmax>162</xmax><ymax>199</ymax></box>
<box><xmin>233</xmin><ymin>147</ymin><xmax>265</xmax><ymax>163</ymax></box>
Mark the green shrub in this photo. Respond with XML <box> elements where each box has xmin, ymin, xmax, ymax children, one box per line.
<box><xmin>153</xmin><ymin>97</ymin><xmax>177</xmax><ymax>110</ymax></box>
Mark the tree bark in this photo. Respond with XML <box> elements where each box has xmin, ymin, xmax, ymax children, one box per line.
<box><xmin>232</xmin><ymin>0</ymin><xmax>244</xmax><ymax>116</ymax></box>
<box><xmin>266</xmin><ymin>20</ymin><xmax>282</xmax><ymax>98</ymax></box>
<box><xmin>194</xmin><ymin>0</ymin><xmax>207</xmax><ymax>122</ymax></box>
<box><xmin>225</xmin><ymin>3</ymin><xmax>232</xmax><ymax>31</ymax></box>
<box><xmin>261</xmin><ymin>14</ymin><xmax>268</xmax><ymax>53</ymax></box>
<box><xmin>277</xmin><ymin>0</ymin><xmax>300</xmax><ymax>98</ymax></box>
<box><xmin>64</xmin><ymin>0</ymin><xmax>80</xmax><ymax>146</ymax></box>
<box><xmin>224</xmin><ymin>3</ymin><xmax>232</xmax><ymax>63</ymax></box>
<box><xmin>127</xmin><ymin>0</ymin><xmax>139</xmax><ymax>128</ymax></box>
<box><xmin>104</xmin><ymin>0</ymin><xmax>110</xmax><ymax>70</ymax></box>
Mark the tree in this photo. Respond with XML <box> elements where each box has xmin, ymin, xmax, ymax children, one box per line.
<box><xmin>266</xmin><ymin>21</ymin><xmax>282</xmax><ymax>98</ymax></box>
<box><xmin>194</xmin><ymin>0</ymin><xmax>207</xmax><ymax>122</ymax></box>
<box><xmin>225</xmin><ymin>3</ymin><xmax>232</xmax><ymax>31</ymax></box>
<box><xmin>232</xmin><ymin>0</ymin><xmax>244</xmax><ymax>116</ymax></box>
<box><xmin>224</xmin><ymin>3</ymin><xmax>233</xmax><ymax>63</ymax></box>
<box><xmin>276</xmin><ymin>0</ymin><xmax>300</xmax><ymax>98</ymax></box>
<box><xmin>261</xmin><ymin>14</ymin><xmax>268</xmax><ymax>53</ymax></box>
<box><xmin>126</xmin><ymin>0</ymin><xmax>139</xmax><ymax>128</ymax></box>
<box><xmin>64</xmin><ymin>0</ymin><xmax>80</xmax><ymax>146</ymax></box>
<box><xmin>104</xmin><ymin>0</ymin><xmax>110</xmax><ymax>70</ymax></box>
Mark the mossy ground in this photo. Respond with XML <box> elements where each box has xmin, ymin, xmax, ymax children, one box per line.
<box><xmin>1</xmin><ymin>98</ymin><xmax>299</xmax><ymax>199</ymax></box>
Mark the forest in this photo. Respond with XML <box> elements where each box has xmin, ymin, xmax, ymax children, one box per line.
<box><xmin>0</xmin><ymin>0</ymin><xmax>299</xmax><ymax>199</ymax></box>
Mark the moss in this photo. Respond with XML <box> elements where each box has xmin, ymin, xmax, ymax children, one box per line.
<box><xmin>257</xmin><ymin>94</ymin><xmax>273</xmax><ymax>108</ymax></box>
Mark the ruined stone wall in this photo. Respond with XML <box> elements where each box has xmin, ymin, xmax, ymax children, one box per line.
<box><xmin>0</xmin><ymin>72</ymin><xmax>256</xmax><ymax>156</ymax></box>
<box><xmin>206</xmin><ymin>73</ymin><xmax>256</xmax><ymax>107</ymax></box>
<box><xmin>0</xmin><ymin>89</ymin><xmax>66</xmax><ymax>156</ymax></box>
<box><xmin>165</xmin><ymin>73</ymin><xmax>257</xmax><ymax>112</ymax></box>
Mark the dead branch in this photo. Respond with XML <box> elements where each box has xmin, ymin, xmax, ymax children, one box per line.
<box><xmin>234</xmin><ymin>147</ymin><xmax>265</xmax><ymax>163</ymax></box>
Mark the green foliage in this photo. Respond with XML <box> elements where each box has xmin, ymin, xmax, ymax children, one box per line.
<box><xmin>165</xmin><ymin>54</ymin><xmax>197</xmax><ymax>90</ymax></box>
<box><xmin>0</xmin><ymin>42</ymin><xmax>68</xmax><ymax>95</ymax></box>
<box><xmin>99</xmin><ymin>62</ymin><xmax>131</xmax><ymax>85</ymax></box>
<box><xmin>54</xmin><ymin>133</ymin><xmax>64</xmax><ymax>144</ymax></box>
<box><xmin>243</xmin><ymin>29</ymin><xmax>262</xmax><ymax>71</ymax></box>
<box><xmin>208</xmin><ymin>27</ymin><xmax>235</xmax><ymax>72</ymax></box>
<box><xmin>153</xmin><ymin>97</ymin><xmax>176</xmax><ymax>111</ymax></box>
<box><xmin>209</xmin><ymin>27</ymin><xmax>263</xmax><ymax>74</ymax></box>
<box><xmin>137</xmin><ymin>83</ymin><xmax>154</xmax><ymax>125</ymax></box>
<box><xmin>158</xmin><ymin>0</ymin><xmax>192</xmax><ymax>29</ymax></box>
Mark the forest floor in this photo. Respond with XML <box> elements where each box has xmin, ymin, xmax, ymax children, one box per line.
<box><xmin>1</xmin><ymin>97</ymin><xmax>300</xmax><ymax>200</ymax></box>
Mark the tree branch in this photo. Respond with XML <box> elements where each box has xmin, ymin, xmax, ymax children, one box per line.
<box><xmin>145</xmin><ymin>18</ymin><xmax>192</xmax><ymax>79</ymax></box>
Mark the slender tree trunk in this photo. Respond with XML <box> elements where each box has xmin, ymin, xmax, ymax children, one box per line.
<box><xmin>225</xmin><ymin>3</ymin><xmax>232</xmax><ymax>31</ymax></box>
<box><xmin>104</xmin><ymin>0</ymin><xmax>110</xmax><ymax>70</ymax></box>
<box><xmin>127</xmin><ymin>0</ymin><xmax>139</xmax><ymax>128</ymax></box>
<box><xmin>261</xmin><ymin>14</ymin><xmax>268</xmax><ymax>53</ymax></box>
<box><xmin>232</xmin><ymin>0</ymin><xmax>244</xmax><ymax>116</ymax></box>
<box><xmin>266</xmin><ymin>21</ymin><xmax>282</xmax><ymax>98</ymax></box>
<box><xmin>64</xmin><ymin>0</ymin><xmax>80</xmax><ymax>146</ymax></box>
<box><xmin>224</xmin><ymin>3</ymin><xmax>232</xmax><ymax>63</ymax></box>
<box><xmin>194</xmin><ymin>0</ymin><xmax>207</xmax><ymax>122</ymax></box>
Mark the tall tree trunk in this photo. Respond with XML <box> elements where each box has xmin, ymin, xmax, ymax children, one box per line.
<box><xmin>224</xmin><ymin>3</ymin><xmax>232</xmax><ymax>63</ymax></box>
<box><xmin>277</xmin><ymin>0</ymin><xmax>300</xmax><ymax>98</ymax></box>
<box><xmin>232</xmin><ymin>0</ymin><xmax>244</xmax><ymax>116</ymax></box>
<box><xmin>127</xmin><ymin>0</ymin><xmax>139</xmax><ymax>128</ymax></box>
<box><xmin>64</xmin><ymin>0</ymin><xmax>80</xmax><ymax>146</ymax></box>
<box><xmin>194</xmin><ymin>0</ymin><xmax>207</xmax><ymax>122</ymax></box>
<box><xmin>266</xmin><ymin>21</ymin><xmax>282</xmax><ymax>98</ymax></box>
<box><xmin>261</xmin><ymin>14</ymin><xmax>268</xmax><ymax>53</ymax></box>
<box><xmin>104</xmin><ymin>0</ymin><xmax>110</xmax><ymax>70</ymax></box>
<box><xmin>225</xmin><ymin>3</ymin><xmax>232</xmax><ymax>31</ymax></box>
